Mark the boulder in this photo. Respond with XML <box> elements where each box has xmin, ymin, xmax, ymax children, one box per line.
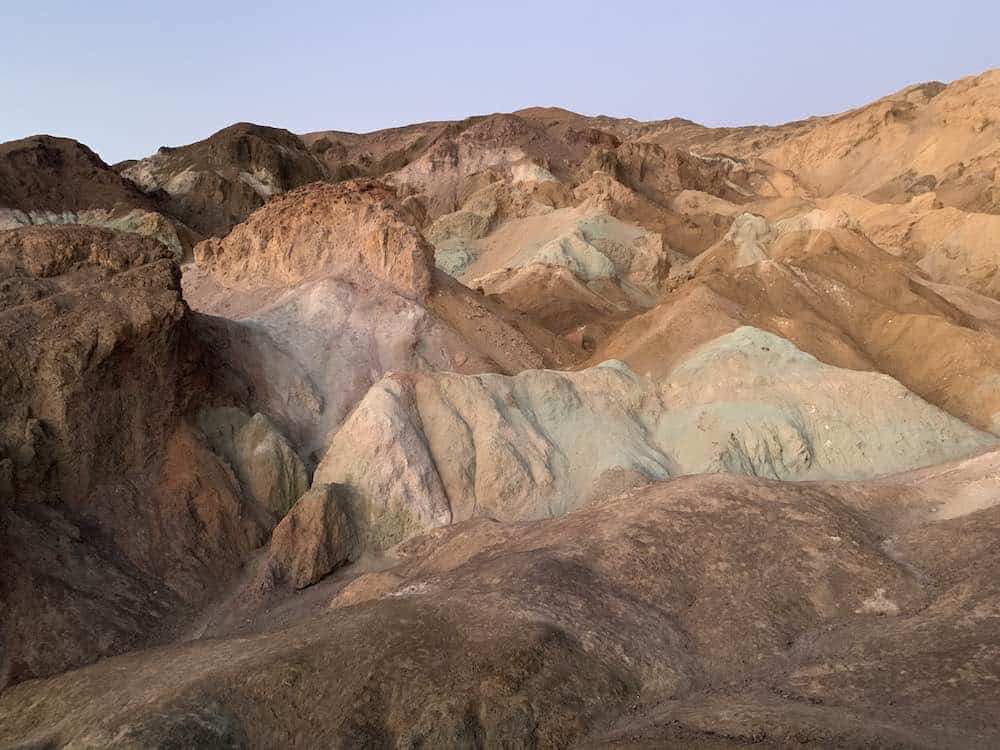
<box><xmin>267</xmin><ymin>483</ymin><xmax>359</xmax><ymax>589</ymax></box>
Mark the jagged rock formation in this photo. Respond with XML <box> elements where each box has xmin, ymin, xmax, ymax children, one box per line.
<box><xmin>396</xmin><ymin>113</ymin><xmax>808</xmax><ymax>348</ymax></box>
<box><xmin>302</xmin><ymin>119</ymin><xmax>459</xmax><ymax>181</ymax></box>
<box><xmin>195</xmin><ymin>180</ymin><xmax>434</xmax><ymax>296</ymax></box>
<box><xmin>313</xmin><ymin>327</ymin><xmax>992</xmax><ymax>551</ymax></box>
<box><xmin>1</xmin><ymin>136</ymin><xmax>157</xmax><ymax>215</ymax></box>
<box><xmin>0</xmin><ymin>226</ymin><xmax>184</xmax><ymax>504</ymax></box>
<box><xmin>386</xmin><ymin>113</ymin><xmax>595</xmax><ymax>219</ymax></box>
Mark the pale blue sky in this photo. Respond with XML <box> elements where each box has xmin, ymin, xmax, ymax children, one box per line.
<box><xmin>3</xmin><ymin>1</ymin><xmax>997</xmax><ymax>163</ymax></box>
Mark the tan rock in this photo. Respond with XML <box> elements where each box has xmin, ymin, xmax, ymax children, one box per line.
<box><xmin>595</xmin><ymin>226</ymin><xmax>1000</xmax><ymax>434</ymax></box>
<box><xmin>817</xmin><ymin>193</ymin><xmax>1000</xmax><ymax>299</ymax></box>
<box><xmin>267</xmin><ymin>483</ymin><xmax>359</xmax><ymax>589</ymax></box>
<box><xmin>756</xmin><ymin>71</ymin><xmax>1000</xmax><ymax>212</ymax></box>
<box><xmin>194</xmin><ymin>180</ymin><xmax>435</xmax><ymax>299</ymax></box>
<box><xmin>197</xmin><ymin>407</ymin><xmax>309</xmax><ymax>519</ymax></box>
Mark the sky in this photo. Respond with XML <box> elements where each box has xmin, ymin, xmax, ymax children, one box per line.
<box><xmin>3</xmin><ymin>0</ymin><xmax>998</xmax><ymax>164</ymax></box>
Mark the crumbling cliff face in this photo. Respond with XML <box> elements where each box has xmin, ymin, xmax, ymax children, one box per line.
<box><xmin>0</xmin><ymin>225</ymin><xmax>185</xmax><ymax>505</ymax></box>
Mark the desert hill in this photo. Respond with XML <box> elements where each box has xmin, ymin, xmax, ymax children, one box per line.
<box><xmin>4</xmin><ymin>460</ymin><xmax>1000</xmax><ymax>747</ymax></box>
<box><xmin>0</xmin><ymin>136</ymin><xmax>194</xmax><ymax>257</ymax></box>
<box><xmin>121</xmin><ymin>123</ymin><xmax>328</xmax><ymax>237</ymax></box>
<box><xmin>1</xmin><ymin>67</ymin><xmax>999</xmax><ymax>748</ymax></box>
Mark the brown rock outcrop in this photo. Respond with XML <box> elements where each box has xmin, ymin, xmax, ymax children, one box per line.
<box><xmin>0</xmin><ymin>136</ymin><xmax>156</xmax><ymax>214</ymax></box>
<box><xmin>0</xmin><ymin>135</ymin><xmax>195</xmax><ymax>257</ymax></box>
<box><xmin>194</xmin><ymin>180</ymin><xmax>435</xmax><ymax>299</ymax></box>
<box><xmin>0</xmin><ymin>226</ymin><xmax>184</xmax><ymax>504</ymax></box>
<box><xmin>122</xmin><ymin>122</ymin><xmax>329</xmax><ymax>236</ymax></box>
<box><xmin>0</xmin><ymin>225</ymin><xmax>271</xmax><ymax>686</ymax></box>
